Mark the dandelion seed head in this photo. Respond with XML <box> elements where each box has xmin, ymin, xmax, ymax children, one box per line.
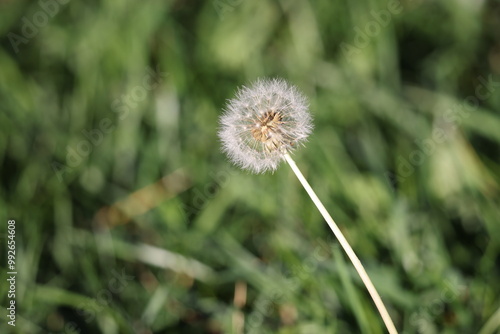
<box><xmin>218</xmin><ymin>78</ymin><xmax>313</xmax><ymax>173</ymax></box>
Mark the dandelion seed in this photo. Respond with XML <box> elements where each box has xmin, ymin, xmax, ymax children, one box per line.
<box><xmin>218</xmin><ymin>78</ymin><xmax>313</xmax><ymax>173</ymax></box>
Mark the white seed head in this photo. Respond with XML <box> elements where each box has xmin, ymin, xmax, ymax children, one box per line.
<box><xmin>218</xmin><ymin>78</ymin><xmax>313</xmax><ymax>173</ymax></box>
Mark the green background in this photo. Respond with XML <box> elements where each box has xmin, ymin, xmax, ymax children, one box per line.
<box><xmin>1</xmin><ymin>0</ymin><xmax>500</xmax><ymax>333</ymax></box>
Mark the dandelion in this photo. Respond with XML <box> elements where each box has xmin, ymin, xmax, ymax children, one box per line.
<box><xmin>218</xmin><ymin>78</ymin><xmax>313</xmax><ymax>173</ymax></box>
<box><xmin>218</xmin><ymin>78</ymin><xmax>398</xmax><ymax>334</ymax></box>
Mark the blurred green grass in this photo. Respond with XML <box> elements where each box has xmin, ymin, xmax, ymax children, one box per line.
<box><xmin>1</xmin><ymin>0</ymin><xmax>500</xmax><ymax>333</ymax></box>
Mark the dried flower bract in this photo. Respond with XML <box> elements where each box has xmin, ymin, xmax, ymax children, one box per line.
<box><xmin>218</xmin><ymin>78</ymin><xmax>313</xmax><ymax>173</ymax></box>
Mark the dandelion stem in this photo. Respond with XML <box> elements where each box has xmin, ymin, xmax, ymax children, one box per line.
<box><xmin>283</xmin><ymin>153</ymin><xmax>398</xmax><ymax>334</ymax></box>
